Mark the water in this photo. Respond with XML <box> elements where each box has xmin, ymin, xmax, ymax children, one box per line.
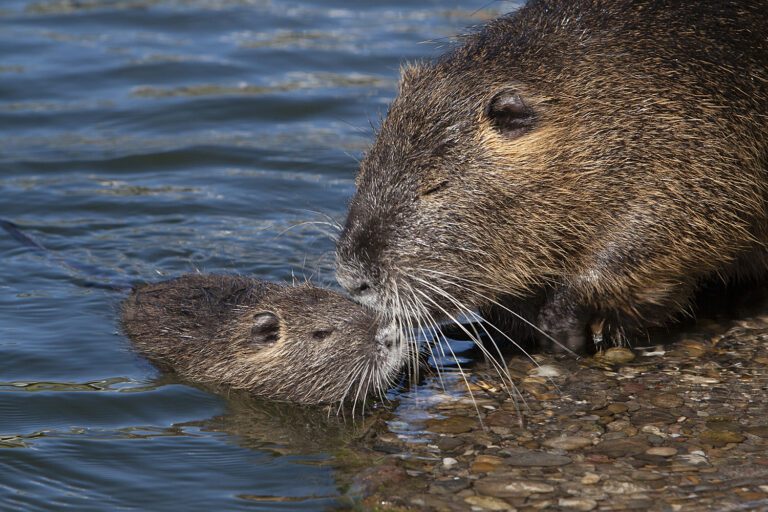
<box><xmin>0</xmin><ymin>0</ymin><xmax>520</xmax><ymax>509</ymax></box>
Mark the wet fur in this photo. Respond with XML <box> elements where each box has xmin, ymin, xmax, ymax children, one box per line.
<box><xmin>122</xmin><ymin>274</ymin><xmax>398</xmax><ymax>404</ymax></box>
<box><xmin>336</xmin><ymin>0</ymin><xmax>768</xmax><ymax>351</ymax></box>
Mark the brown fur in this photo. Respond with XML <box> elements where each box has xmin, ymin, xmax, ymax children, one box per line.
<box><xmin>121</xmin><ymin>274</ymin><xmax>402</xmax><ymax>404</ymax></box>
<box><xmin>336</xmin><ymin>0</ymin><xmax>768</xmax><ymax>351</ymax></box>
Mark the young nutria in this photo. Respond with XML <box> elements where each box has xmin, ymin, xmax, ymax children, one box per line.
<box><xmin>122</xmin><ymin>274</ymin><xmax>404</xmax><ymax>404</ymax></box>
<box><xmin>336</xmin><ymin>0</ymin><xmax>768</xmax><ymax>352</ymax></box>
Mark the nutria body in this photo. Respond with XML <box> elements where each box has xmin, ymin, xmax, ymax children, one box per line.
<box><xmin>122</xmin><ymin>274</ymin><xmax>403</xmax><ymax>404</ymax></box>
<box><xmin>336</xmin><ymin>0</ymin><xmax>768</xmax><ymax>351</ymax></box>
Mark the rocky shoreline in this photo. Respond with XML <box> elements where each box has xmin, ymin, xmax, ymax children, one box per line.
<box><xmin>342</xmin><ymin>310</ymin><xmax>768</xmax><ymax>511</ymax></box>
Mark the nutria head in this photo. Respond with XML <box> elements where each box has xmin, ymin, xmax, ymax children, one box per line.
<box><xmin>336</xmin><ymin>2</ymin><xmax>768</xmax><ymax>342</ymax></box>
<box><xmin>335</xmin><ymin>18</ymin><xmax>587</xmax><ymax>324</ymax></box>
<box><xmin>122</xmin><ymin>274</ymin><xmax>404</xmax><ymax>404</ymax></box>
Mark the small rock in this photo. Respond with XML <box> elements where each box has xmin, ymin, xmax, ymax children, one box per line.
<box><xmin>464</xmin><ymin>495</ymin><xmax>514</xmax><ymax>511</ymax></box>
<box><xmin>505</xmin><ymin>451</ymin><xmax>572</xmax><ymax>467</ymax></box>
<box><xmin>427</xmin><ymin>416</ymin><xmax>477</xmax><ymax>434</ymax></box>
<box><xmin>580</xmin><ymin>472</ymin><xmax>601</xmax><ymax>485</ymax></box>
<box><xmin>530</xmin><ymin>364</ymin><xmax>563</xmax><ymax>377</ymax></box>
<box><xmin>631</xmin><ymin>470</ymin><xmax>665</xmax><ymax>481</ymax></box>
<box><xmin>558</xmin><ymin>497</ymin><xmax>598</xmax><ymax>511</ymax></box>
<box><xmin>486</xmin><ymin>411</ymin><xmax>519</xmax><ymax>427</ymax></box>
<box><xmin>651</xmin><ymin>394</ymin><xmax>684</xmax><ymax>409</ymax></box>
<box><xmin>475</xmin><ymin>478</ymin><xmax>555</xmax><ymax>498</ymax></box>
<box><xmin>746</xmin><ymin>426</ymin><xmax>768</xmax><ymax>438</ymax></box>
<box><xmin>699</xmin><ymin>430</ymin><xmax>745</xmax><ymax>446</ymax></box>
<box><xmin>443</xmin><ymin>457</ymin><xmax>459</xmax><ymax>468</ymax></box>
<box><xmin>599</xmin><ymin>347</ymin><xmax>636</xmax><ymax>364</ymax></box>
<box><xmin>591</xmin><ymin>438</ymin><xmax>649</xmax><ymax>458</ymax></box>
<box><xmin>430</xmin><ymin>477</ymin><xmax>470</xmax><ymax>494</ymax></box>
<box><xmin>542</xmin><ymin>436</ymin><xmax>593</xmax><ymax>451</ymax></box>
<box><xmin>645</xmin><ymin>447</ymin><xmax>677</xmax><ymax>457</ymax></box>
<box><xmin>437</xmin><ymin>436</ymin><xmax>466</xmax><ymax>452</ymax></box>
<box><xmin>677</xmin><ymin>451</ymin><xmax>709</xmax><ymax>466</ymax></box>
<box><xmin>680</xmin><ymin>375</ymin><xmax>720</xmax><ymax>385</ymax></box>
<box><xmin>602</xmin><ymin>480</ymin><xmax>648</xmax><ymax>494</ymax></box>
<box><xmin>631</xmin><ymin>409</ymin><xmax>676</xmax><ymax>427</ymax></box>
<box><xmin>607</xmin><ymin>403</ymin><xmax>629</xmax><ymax>414</ymax></box>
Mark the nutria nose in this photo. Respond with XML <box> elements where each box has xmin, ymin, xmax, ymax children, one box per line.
<box><xmin>340</xmin><ymin>276</ymin><xmax>374</xmax><ymax>299</ymax></box>
<box><xmin>353</xmin><ymin>281</ymin><xmax>370</xmax><ymax>294</ymax></box>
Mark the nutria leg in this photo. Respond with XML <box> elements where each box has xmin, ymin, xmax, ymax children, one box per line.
<box><xmin>535</xmin><ymin>287</ymin><xmax>591</xmax><ymax>354</ymax></box>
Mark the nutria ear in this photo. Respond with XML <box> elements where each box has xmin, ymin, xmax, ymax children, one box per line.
<box><xmin>250</xmin><ymin>312</ymin><xmax>280</xmax><ymax>346</ymax></box>
<box><xmin>486</xmin><ymin>90</ymin><xmax>536</xmax><ymax>137</ymax></box>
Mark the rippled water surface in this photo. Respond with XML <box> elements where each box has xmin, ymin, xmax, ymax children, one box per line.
<box><xmin>0</xmin><ymin>0</ymin><xmax>520</xmax><ymax>510</ymax></box>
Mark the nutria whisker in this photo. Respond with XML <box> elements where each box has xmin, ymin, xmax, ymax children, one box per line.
<box><xmin>413</xmin><ymin>270</ymin><xmax>543</xmax><ymax>361</ymax></box>
<box><xmin>409</xmin><ymin>286</ymin><xmax>489</xmax><ymax>426</ymax></box>
<box><xmin>272</xmin><ymin>220</ymin><xmax>340</xmax><ymax>243</ymax></box>
<box><xmin>403</xmin><ymin>272</ymin><xmax>519</xmax><ymax>397</ymax></box>
<box><xmin>403</xmin><ymin>282</ymin><xmax>454</xmax><ymax>392</ymax></box>
<box><xmin>416</xmin><ymin>267</ymin><xmax>579</xmax><ymax>357</ymax></box>
<box><xmin>334</xmin><ymin>361</ymin><xmax>363</xmax><ymax>416</ymax></box>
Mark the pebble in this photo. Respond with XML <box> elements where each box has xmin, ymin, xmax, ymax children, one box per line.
<box><xmin>607</xmin><ymin>403</ymin><xmax>629</xmax><ymax>414</ymax></box>
<box><xmin>699</xmin><ymin>430</ymin><xmax>745</xmax><ymax>445</ymax></box>
<box><xmin>651</xmin><ymin>394</ymin><xmax>684</xmax><ymax>409</ymax></box>
<box><xmin>558</xmin><ymin>498</ymin><xmax>598</xmax><ymax>511</ymax></box>
<box><xmin>602</xmin><ymin>481</ymin><xmax>649</xmax><ymax>494</ymax></box>
<box><xmin>542</xmin><ymin>436</ymin><xmax>593</xmax><ymax>451</ymax></box>
<box><xmin>598</xmin><ymin>347</ymin><xmax>636</xmax><ymax>364</ymax></box>
<box><xmin>475</xmin><ymin>479</ymin><xmax>556</xmax><ymax>498</ymax></box>
<box><xmin>591</xmin><ymin>438</ymin><xmax>649</xmax><ymax>458</ymax></box>
<box><xmin>505</xmin><ymin>451</ymin><xmax>572</xmax><ymax>467</ymax></box>
<box><xmin>443</xmin><ymin>457</ymin><xmax>458</xmax><ymax>468</ymax></box>
<box><xmin>464</xmin><ymin>495</ymin><xmax>514</xmax><ymax>511</ymax></box>
<box><xmin>645</xmin><ymin>447</ymin><xmax>677</xmax><ymax>457</ymax></box>
<box><xmin>426</xmin><ymin>416</ymin><xmax>476</xmax><ymax>434</ymax></box>
<box><xmin>580</xmin><ymin>473</ymin><xmax>601</xmax><ymax>485</ymax></box>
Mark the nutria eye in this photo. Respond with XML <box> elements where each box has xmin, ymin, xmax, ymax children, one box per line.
<box><xmin>312</xmin><ymin>329</ymin><xmax>333</xmax><ymax>341</ymax></box>
<box><xmin>487</xmin><ymin>90</ymin><xmax>536</xmax><ymax>138</ymax></box>
<box><xmin>421</xmin><ymin>181</ymin><xmax>449</xmax><ymax>197</ymax></box>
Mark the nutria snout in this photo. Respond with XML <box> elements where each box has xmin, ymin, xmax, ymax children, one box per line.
<box><xmin>336</xmin><ymin>0</ymin><xmax>768</xmax><ymax>352</ymax></box>
<box><xmin>121</xmin><ymin>274</ymin><xmax>404</xmax><ymax>404</ymax></box>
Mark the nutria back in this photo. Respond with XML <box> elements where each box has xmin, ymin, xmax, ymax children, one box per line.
<box><xmin>122</xmin><ymin>274</ymin><xmax>403</xmax><ymax>404</ymax></box>
<box><xmin>336</xmin><ymin>0</ymin><xmax>768</xmax><ymax>351</ymax></box>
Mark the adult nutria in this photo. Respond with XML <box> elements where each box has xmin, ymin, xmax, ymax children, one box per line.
<box><xmin>122</xmin><ymin>274</ymin><xmax>404</xmax><ymax>404</ymax></box>
<box><xmin>336</xmin><ymin>0</ymin><xmax>768</xmax><ymax>352</ymax></box>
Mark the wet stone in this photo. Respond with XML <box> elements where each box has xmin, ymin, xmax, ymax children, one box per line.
<box><xmin>602</xmin><ymin>480</ymin><xmax>649</xmax><ymax>494</ymax></box>
<box><xmin>598</xmin><ymin>347</ymin><xmax>636</xmax><ymax>364</ymax></box>
<box><xmin>650</xmin><ymin>394</ymin><xmax>684</xmax><ymax>409</ymax></box>
<box><xmin>426</xmin><ymin>416</ymin><xmax>477</xmax><ymax>434</ymax></box>
<box><xmin>630</xmin><ymin>470</ymin><xmax>665</xmax><ymax>481</ymax></box>
<box><xmin>542</xmin><ymin>436</ymin><xmax>593</xmax><ymax>451</ymax></box>
<box><xmin>699</xmin><ymin>430</ymin><xmax>745</xmax><ymax>446</ymax></box>
<box><xmin>591</xmin><ymin>438</ymin><xmax>649</xmax><ymax>458</ymax></box>
<box><xmin>630</xmin><ymin>409</ymin><xmax>676</xmax><ymax>427</ymax></box>
<box><xmin>464</xmin><ymin>495</ymin><xmax>514</xmax><ymax>511</ymax></box>
<box><xmin>745</xmin><ymin>426</ymin><xmax>768</xmax><ymax>438</ymax></box>
<box><xmin>437</xmin><ymin>436</ymin><xmax>466</xmax><ymax>452</ymax></box>
<box><xmin>558</xmin><ymin>498</ymin><xmax>598</xmax><ymax>511</ymax></box>
<box><xmin>607</xmin><ymin>403</ymin><xmax>629</xmax><ymax>414</ymax></box>
<box><xmin>474</xmin><ymin>478</ymin><xmax>556</xmax><ymax>498</ymax></box>
<box><xmin>430</xmin><ymin>477</ymin><xmax>470</xmax><ymax>494</ymax></box>
<box><xmin>645</xmin><ymin>446</ymin><xmax>677</xmax><ymax>457</ymax></box>
<box><xmin>504</xmin><ymin>450</ymin><xmax>572</xmax><ymax>467</ymax></box>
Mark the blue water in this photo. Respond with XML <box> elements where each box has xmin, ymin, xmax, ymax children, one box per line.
<box><xmin>0</xmin><ymin>0</ymin><xmax>519</xmax><ymax>509</ymax></box>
